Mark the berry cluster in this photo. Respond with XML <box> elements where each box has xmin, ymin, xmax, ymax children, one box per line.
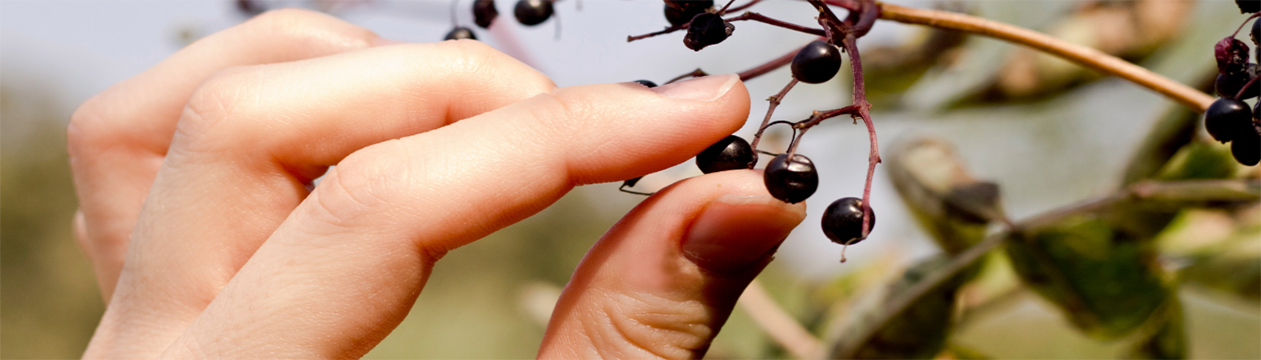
<box><xmin>443</xmin><ymin>0</ymin><xmax>887</xmax><ymax>255</ymax></box>
<box><xmin>1206</xmin><ymin>6</ymin><xmax>1260</xmax><ymax>166</ymax></box>
<box><xmin>616</xmin><ymin>0</ymin><xmax>885</xmax><ymax>258</ymax></box>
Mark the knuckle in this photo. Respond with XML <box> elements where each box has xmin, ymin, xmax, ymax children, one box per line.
<box><xmin>174</xmin><ymin>66</ymin><xmax>266</xmax><ymax>152</ymax></box>
<box><xmin>589</xmin><ymin>290</ymin><xmax>715</xmax><ymax>359</ymax></box>
<box><xmin>309</xmin><ymin>140</ymin><xmax>414</xmax><ymax>226</ymax></box>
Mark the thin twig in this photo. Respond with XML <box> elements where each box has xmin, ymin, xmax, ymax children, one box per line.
<box><xmin>726</xmin><ymin>0</ymin><xmax>764</xmax><ymax>13</ymax></box>
<box><xmin>749</xmin><ymin>79</ymin><xmax>799</xmax><ymax>168</ymax></box>
<box><xmin>737</xmin><ymin>42</ymin><xmax>811</xmax><ymax>81</ymax></box>
<box><xmin>738</xmin><ymin>280</ymin><xmax>822</xmax><ymax>359</ymax></box>
<box><xmin>726</xmin><ymin>12</ymin><xmax>826</xmax><ymax>37</ymax></box>
<box><xmin>876</xmin><ymin>2</ymin><xmax>1214</xmax><ymax>112</ymax></box>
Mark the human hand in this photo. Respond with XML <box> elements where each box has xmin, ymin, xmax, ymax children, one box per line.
<box><xmin>69</xmin><ymin>9</ymin><xmax>805</xmax><ymax>359</ymax></box>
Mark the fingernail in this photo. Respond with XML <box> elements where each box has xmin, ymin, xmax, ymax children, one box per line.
<box><xmin>652</xmin><ymin>74</ymin><xmax>739</xmax><ymax>101</ymax></box>
<box><xmin>681</xmin><ymin>194</ymin><xmax>806</xmax><ymax>273</ymax></box>
<box><xmin>373</xmin><ymin>37</ymin><xmax>407</xmax><ymax>46</ymax></box>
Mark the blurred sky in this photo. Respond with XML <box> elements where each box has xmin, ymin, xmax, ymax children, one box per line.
<box><xmin>0</xmin><ymin>0</ymin><xmax>1245</xmax><ymax>280</ymax></box>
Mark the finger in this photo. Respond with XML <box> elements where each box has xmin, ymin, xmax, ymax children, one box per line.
<box><xmin>86</xmin><ymin>41</ymin><xmax>555</xmax><ymax>358</ymax></box>
<box><xmin>67</xmin><ymin>8</ymin><xmax>381</xmax><ymax>300</ymax></box>
<box><xmin>537</xmin><ymin>170</ymin><xmax>805</xmax><ymax>359</ymax></box>
<box><xmin>158</xmin><ymin>75</ymin><xmax>752</xmax><ymax>358</ymax></box>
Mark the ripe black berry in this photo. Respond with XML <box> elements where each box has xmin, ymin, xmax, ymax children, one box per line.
<box><xmin>514</xmin><ymin>0</ymin><xmax>553</xmax><ymax>26</ymax></box>
<box><xmin>822</xmin><ymin>197</ymin><xmax>874</xmax><ymax>245</ymax></box>
<box><xmin>1205</xmin><ymin>98</ymin><xmax>1254</xmax><ymax>143</ymax></box>
<box><xmin>473</xmin><ymin>0</ymin><xmax>499</xmax><ymax>28</ymax></box>
<box><xmin>633</xmin><ymin>79</ymin><xmax>658</xmax><ymax>88</ymax></box>
<box><xmin>665</xmin><ymin>3</ymin><xmax>706</xmax><ymax>26</ymax></box>
<box><xmin>1238</xmin><ymin>0</ymin><xmax>1259</xmax><ymax>13</ymax></box>
<box><xmin>444</xmin><ymin>27</ymin><xmax>477</xmax><ymax>41</ymax></box>
<box><xmin>683</xmin><ymin>13</ymin><xmax>734</xmax><ymax>51</ymax></box>
<box><xmin>791</xmin><ymin>40</ymin><xmax>843</xmax><ymax>84</ymax></box>
<box><xmin>696</xmin><ymin>135</ymin><xmax>753</xmax><ymax>174</ymax></box>
<box><xmin>1216</xmin><ymin>71</ymin><xmax>1248</xmax><ymax>98</ymax></box>
<box><xmin>763</xmin><ymin>153</ymin><xmax>818</xmax><ymax>204</ymax></box>
<box><xmin>1253</xmin><ymin>17</ymin><xmax>1261</xmax><ymax>46</ymax></box>
<box><xmin>1232</xmin><ymin>126</ymin><xmax>1260</xmax><ymax>166</ymax></box>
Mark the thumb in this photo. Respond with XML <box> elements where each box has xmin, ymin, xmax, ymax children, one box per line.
<box><xmin>538</xmin><ymin>170</ymin><xmax>806</xmax><ymax>359</ymax></box>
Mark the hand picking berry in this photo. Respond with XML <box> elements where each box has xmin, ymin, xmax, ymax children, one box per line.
<box><xmin>696</xmin><ymin>135</ymin><xmax>754</xmax><ymax>174</ymax></box>
<box><xmin>514</xmin><ymin>0</ymin><xmax>554</xmax><ymax>26</ymax></box>
<box><xmin>821</xmin><ymin>197</ymin><xmax>874</xmax><ymax>245</ymax></box>
<box><xmin>473</xmin><ymin>0</ymin><xmax>499</xmax><ymax>28</ymax></box>
<box><xmin>683</xmin><ymin>13</ymin><xmax>734</xmax><ymax>51</ymax></box>
<box><xmin>444</xmin><ymin>27</ymin><xmax>477</xmax><ymax>41</ymax></box>
<box><xmin>763</xmin><ymin>153</ymin><xmax>819</xmax><ymax>204</ymax></box>
<box><xmin>791</xmin><ymin>40</ymin><xmax>843</xmax><ymax>84</ymax></box>
<box><xmin>1205</xmin><ymin>98</ymin><xmax>1253</xmax><ymax>143</ymax></box>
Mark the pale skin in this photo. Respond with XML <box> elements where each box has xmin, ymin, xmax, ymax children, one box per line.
<box><xmin>69</xmin><ymin>9</ymin><xmax>806</xmax><ymax>359</ymax></box>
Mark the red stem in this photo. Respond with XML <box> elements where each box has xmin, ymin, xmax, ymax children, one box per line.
<box><xmin>1235</xmin><ymin>75</ymin><xmax>1259</xmax><ymax>100</ymax></box>
<box><xmin>726</xmin><ymin>0</ymin><xmax>765</xmax><ymax>13</ymax></box>
<box><xmin>842</xmin><ymin>33</ymin><xmax>879</xmax><ymax>240</ymax></box>
<box><xmin>737</xmin><ymin>42</ymin><xmax>810</xmax><ymax>81</ymax></box>
<box><xmin>725</xmin><ymin>12</ymin><xmax>827</xmax><ymax>37</ymax></box>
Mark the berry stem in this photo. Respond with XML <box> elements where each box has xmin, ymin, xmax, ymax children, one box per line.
<box><xmin>1232</xmin><ymin>13</ymin><xmax>1260</xmax><ymax>38</ymax></box>
<box><xmin>736</xmin><ymin>42</ymin><xmax>809</xmax><ymax>81</ymax></box>
<box><xmin>875</xmin><ymin>2</ymin><xmax>1214</xmax><ymax>112</ymax></box>
<box><xmin>725</xmin><ymin>0</ymin><xmax>765</xmax><ymax>13</ymax></box>
<box><xmin>724</xmin><ymin>12</ymin><xmax>826</xmax><ymax>37</ymax></box>
<box><xmin>840</xmin><ymin>32</ymin><xmax>880</xmax><ymax>242</ymax></box>
<box><xmin>749</xmin><ymin>78</ymin><xmax>799</xmax><ymax>168</ymax></box>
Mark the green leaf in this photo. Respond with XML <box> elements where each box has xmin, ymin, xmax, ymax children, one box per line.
<box><xmin>829</xmin><ymin>256</ymin><xmax>981</xmax><ymax>359</ymax></box>
<box><xmin>1004</xmin><ymin>214</ymin><xmax>1172</xmax><ymax>340</ymax></box>
<box><xmin>888</xmin><ymin>136</ymin><xmax>1007</xmax><ymax>254</ymax></box>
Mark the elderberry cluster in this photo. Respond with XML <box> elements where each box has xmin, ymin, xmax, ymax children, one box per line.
<box><xmin>448</xmin><ymin>0</ymin><xmax>885</xmax><ymax>256</ymax></box>
<box><xmin>1206</xmin><ymin>4</ymin><xmax>1260</xmax><ymax>166</ymax></box>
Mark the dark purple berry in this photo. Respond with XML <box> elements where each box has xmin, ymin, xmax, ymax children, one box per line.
<box><xmin>1232</xmin><ymin>127</ymin><xmax>1260</xmax><ymax>166</ymax></box>
<box><xmin>763</xmin><ymin>154</ymin><xmax>818</xmax><ymax>204</ymax></box>
<box><xmin>444</xmin><ymin>27</ymin><xmax>477</xmax><ymax>41</ymax></box>
<box><xmin>1216</xmin><ymin>38</ymin><xmax>1250</xmax><ymax>76</ymax></box>
<box><xmin>633</xmin><ymin>79</ymin><xmax>658</xmax><ymax>88</ymax></box>
<box><xmin>822</xmin><ymin>197</ymin><xmax>874</xmax><ymax>245</ymax></box>
<box><xmin>696</xmin><ymin>135</ymin><xmax>753</xmax><ymax>174</ymax></box>
<box><xmin>1253</xmin><ymin>17</ymin><xmax>1260</xmax><ymax>46</ymax></box>
<box><xmin>791</xmin><ymin>40</ymin><xmax>843</xmax><ymax>84</ymax></box>
<box><xmin>1205</xmin><ymin>98</ymin><xmax>1254</xmax><ymax>143</ymax></box>
<box><xmin>514</xmin><ymin>0</ymin><xmax>553</xmax><ymax>26</ymax></box>
<box><xmin>473</xmin><ymin>0</ymin><xmax>499</xmax><ymax>28</ymax></box>
<box><xmin>1216</xmin><ymin>72</ymin><xmax>1248</xmax><ymax>98</ymax></box>
<box><xmin>683</xmin><ymin>12</ymin><xmax>734</xmax><ymax>51</ymax></box>
<box><xmin>664</xmin><ymin>1</ymin><xmax>710</xmax><ymax>27</ymax></box>
<box><xmin>1237</xmin><ymin>0</ymin><xmax>1259</xmax><ymax>13</ymax></box>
